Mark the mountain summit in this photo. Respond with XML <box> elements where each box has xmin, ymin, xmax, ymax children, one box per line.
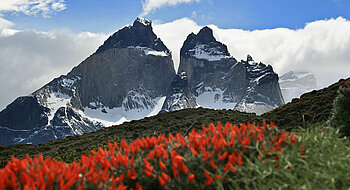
<box><xmin>180</xmin><ymin>26</ymin><xmax>230</xmax><ymax>61</ymax></box>
<box><xmin>95</xmin><ymin>17</ymin><xmax>169</xmax><ymax>55</ymax></box>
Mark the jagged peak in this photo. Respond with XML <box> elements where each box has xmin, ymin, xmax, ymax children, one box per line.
<box><xmin>196</xmin><ymin>26</ymin><xmax>216</xmax><ymax>43</ymax></box>
<box><xmin>95</xmin><ymin>17</ymin><xmax>169</xmax><ymax>54</ymax></box>
<box><xmin>247</xmin><ymin>54</ymin><xmax>254</xmax><ymax>62</ymax></box>
<box><xmin>180</xmin><ymin>26</ymin><xmax>230</xmax><ymax>60</ymax></box>
<box><xmin>134</xmin><ymin>17</ymin><xmax>152</xmax><ymax>27</ymax></box>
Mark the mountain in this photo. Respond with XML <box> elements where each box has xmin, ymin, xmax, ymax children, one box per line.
<box><xmin>0</xmin><ymin>19</ymin><xmax>285</xmax><ymax>146</ymax></box>
<box><xmin>279</xmin><ymin>71</ymin><xmax>317</xmax><ymax>103</ymax></box>
<box><xmin>0</xmin><ymin>18</ymin><xmax>175</xmax><ymax>146</ymax></box>
<box><xmin>177</xmin><ymin>27</ymin><xmax>284</xmax><ymax>115</ymax></box>
<box><xmin>234</xmin><ymin>55</ymin><xmax>285</xmax><ymax>115</ymax></box>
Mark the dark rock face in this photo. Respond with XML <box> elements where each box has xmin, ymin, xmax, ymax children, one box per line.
<box><xmin>0</xmin><ymin>18</ymin><xmax>175</xmax><ymax>146</ymax></box>
<box><xmin>180</xmin><ymin>26</ymin><xmax>230</xmax><ymax>59</ymax></box>
<box><xmin>68</xmin><ymin>48</ymin><xmax>175</xmax><ymax>109</ymax></box>
<box><xmin>0</xmin><ymin>96</ymin><xmax>49</xmax><ymax>131</ymax></box>
<box><xmin>235</xmin><ymin>55</ymin><xmax>285</xmax><ymax>115</ymax></box>
<box><xmin>160</xmin><ymin>72</ymin><xmax>197</xmax><ymax>113</ymax></box>
<box><xmin>95</xmin><ymin>18</ymin><xmax>169</xmax><ymax>54</ymax></box>
<box><xmin>177</xmin><ymin>27</ymin><xmax>284</xmax><ymax>114</ymax></box>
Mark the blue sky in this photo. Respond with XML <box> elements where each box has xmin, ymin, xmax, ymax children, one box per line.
<box><xmin>2</xmin><ymin>0</ymin><xmax>350</xmax><ymax>33</ymax></box>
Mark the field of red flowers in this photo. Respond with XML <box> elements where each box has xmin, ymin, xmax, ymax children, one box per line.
<box><xmin>0</xmin><ymin>121</ymin><xmax>303</xmax><ymax>189</ymax></box>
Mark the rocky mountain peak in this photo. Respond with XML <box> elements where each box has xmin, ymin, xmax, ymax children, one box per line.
<box><xmin>133</xmin><ymin>17</ymin><xmax>152</xmax><ymax>27</ymax></box>
<box><xmin>95</xmin><ymin>17</ymin><xmax>169</xmax><ymax>54</ymax></box>
<box><xmin>247</xmin><ymin>54</ymin><xmax>254</xmax><ymax>62</ymax></box>
<box><xmin>195</xmin><ymin>26</ymin><xmax>216</xmax><ymax>43</ymax></box>
<box><xmin>180</xmin><ymin>26</ymin><xmax>230</xmax><ymax>61</ymax></box>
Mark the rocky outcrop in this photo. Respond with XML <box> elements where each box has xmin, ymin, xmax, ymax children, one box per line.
<box><xmin>178</xmin><ymin>27</ymin><xmax>247</xmax><ymax>110</ymax></box>
<box><xmin>234</xmin><ymin>55</ymin><xmax>285</xmax><ymax>115</ymax></box>
<box><xmin>160</xmin><ymin>72</ymin><xmax>197</xmax><ymax>113</ymax></box>
<box><xmin>177</xmin><ymin>27</ymin><xmax>284</xmax><ymax>114</ymax></box>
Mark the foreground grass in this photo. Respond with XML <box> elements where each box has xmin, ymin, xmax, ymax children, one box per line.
<box><xmin>1</xmin><ymin>122</ymin><xmax>350</xmax><ymax>189</ymax></box>
<box><xmin>240</xmin><ymin>125</ymin><xmax>350</xmax><ymax>189</ymax></box>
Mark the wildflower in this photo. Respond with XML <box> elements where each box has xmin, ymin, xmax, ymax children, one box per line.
<box><xmin>144</xmin><ymin>170</ymin><xmax>153</xmax><ymax>178</ymax></box>
<box><xmin>136</xmin><ymin>183</ymin><xmax>143</xmax><ymax>190</ymax></box>
<box><xmin>210</xmin><ymin>159</ymin><xmax>218</xmax><ymax>170</ymax></box>
<box><xmin>218</xmin><ymin>151</ymin><xmax>228</xmax><ymax>161</ymax></box>
<box><xmin>147</xmin><ymin>151</ymin><xmax>155</xmax><ymax>161</ymax></box>
<box><xmin>188</xmin><ymin>174</ymin><xmax>195</xmax><ymax>182</ymax></box>
<box><xmin>159</xmin><ymin>161</ymin><xmax>166</xmax><ymax>170</ymax></box>
<box><xmin>204</xmin><ymin>170</ymin><xmax>214</xmax><ymax>187</ymax></box>
<box><xmin>158</xmin><ymin>175</ymin><xmax>167</xmax><ymax>187</ymax></box>
<box><xmin>290</xmin><ymin>134</ymin><xmax>297</xmax><ymax>144</ymax></box>
<box><xmin>161</xmin><ymin>172</ymin><xmax>170</xmax><ymax>181</ymax></box>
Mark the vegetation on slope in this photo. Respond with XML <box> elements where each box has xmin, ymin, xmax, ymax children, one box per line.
<box><xmin>262</xmin><ymin>78</ymin><xmax>350</xmax><ymax>129</ymax></box>
<box><xmin>329</xmin><ymin>80</ymin><xmax>350</xmax><ymax>136</ymax></box>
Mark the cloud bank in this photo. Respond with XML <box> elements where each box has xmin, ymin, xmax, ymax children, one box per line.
<box><xmin>140</xmin><ymin>0</ymin><xmax>200</xmax><ymax>16</ymax></box>
<box><xmin>153</xmin><ymin>17</ymin><xmax>350</xmax><ymax>90</ymax></box>
<box><xmin>0</xmin><ymin>0</ymin><xmax>66</xmax><ymax>17</ymax></box>
<box><xmin>0</xmin><ymin>29</ymin><xmax>106</xmax><ymax>110</ymax></box>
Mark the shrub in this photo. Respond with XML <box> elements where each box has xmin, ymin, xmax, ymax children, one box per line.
<box><xmin>329</xmin><ymin>81</ymin><xmax>350</xmax><ymax>136</ymax></box>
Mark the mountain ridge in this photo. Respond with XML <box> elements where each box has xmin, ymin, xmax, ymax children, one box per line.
<box><xmin>0</xmin><ymin>18</ymin><xmax>283</xmax><ymax>146</ymax></box>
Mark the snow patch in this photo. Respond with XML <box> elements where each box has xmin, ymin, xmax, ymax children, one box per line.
<box><xmin>46</xmin><ymin>92</ymin><xmax>71</xmax><ymax>123</ymax></box>
<box><xmin>189</xmin><ymin>44</ymin><xmax>229</xmax><ymax>61</ymax></box>
<box><xmin>82</xmin><ymin>96</ymin><xmax>166</xmax><ymax>127</ymax></box>
<box><xmin>136</xmin><ymin>17</ymin><xmax>151</xmax><ymax>26</ymax></box>
<box><xmin>195</xmin><ymin>87</ymin><xmax>237</xmax><ymax>109</ymax></box>
<box><xmin>128</xmin><ymin>46</ymin><xmax>169</xmax><ymax>57</ymax></box>
<box><xmin>62</xmin><ymin>78</ymin><xmax>76</xmax><ymax>88</ymax></box>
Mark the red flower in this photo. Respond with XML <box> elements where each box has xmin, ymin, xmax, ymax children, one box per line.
<box><xmin>158</xmin><ymin>175</ymin><xmax>167</xmax><ymax>187</ymax></box>
<box><xmin>210</xmin><ymin>159</ymin><xmax>218</xmax><ymax>170</ymax></box>
<box><xmin>203</xmin><ymin>170</ymin><xmax>214</xmax><ymax>187</ymax></box>
<box><xmin>159</xmin><ymin>161</ymin><xmax>166</xmax><ymax>170</ymax></box>
<box><xmin>188</xmin><ymin>174</ymin><xmax>195</xmax><ymax>182</ymax></box>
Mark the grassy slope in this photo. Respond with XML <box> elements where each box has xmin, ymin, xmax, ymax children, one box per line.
<box><xmin>262</xmin><ymin>78</ymin><xmax>350</xmax><ymax>129</ymax></box>
<box><xmin>1</xmin><ymin>77</ymin><xmax>349</xmax><ymax>168</ymax></box>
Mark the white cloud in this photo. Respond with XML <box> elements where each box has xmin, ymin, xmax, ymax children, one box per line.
<box><xmin>0</xmin><ymin>0</ymin><xmax>66</xmax><ymax>17</ymax></box>
<box><xmin>140</xmin><ymin>0</ymin><xmax>200</xmax><ymax>16</ymax></box>
<box><xmin>153</xmin><ymin>17</ymin><xmax>350</xmax><ymax>90</ymax></box>
<box><xmin>153</xmin><ymin>18</ymin><xmax>201</xmax><ymax>71</ymax></box>
<box><xmin>0</xmin><ymin>28</ymin><xmax>107</xmax><ymax>110</ymax></box>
